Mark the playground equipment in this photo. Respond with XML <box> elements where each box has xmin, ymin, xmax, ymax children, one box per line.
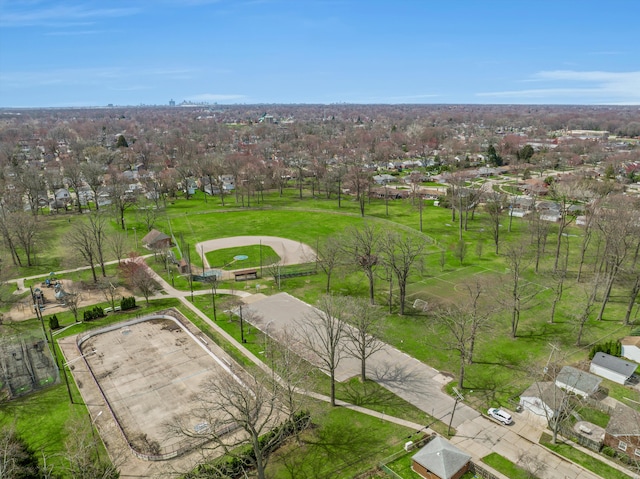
<box><xmin>54</xmin><ymin>282</ymin><xmax>67</xmax><ymax>301</ymax></box>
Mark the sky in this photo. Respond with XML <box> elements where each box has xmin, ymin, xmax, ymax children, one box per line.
<box><xmin>1</xmin><ymin>0</ymin><xmax>639</xmax><ymax>108</ymax></box>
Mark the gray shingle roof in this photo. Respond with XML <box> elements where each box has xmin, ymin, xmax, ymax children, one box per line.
<box><xmin>555</xmin><ymin>366</ymin><xmax>601</xmax><ymax>396</ymax></box>
<box><xmin>591</xmin><ymin>352</ymin><xmax>637</xmax><ymax>378</ymax></box>
<box><xmin>607</xmin><ymin>403</ymin><xmax>640</xmax><ymax>436</ymax></box>
<box><xmin>412</xmin><ymin>436</ymin><xmax>471</xmax><ymax>479</ymax></box>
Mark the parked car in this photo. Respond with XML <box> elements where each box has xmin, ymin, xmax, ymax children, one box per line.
<box><xmin>488</xmin><ymin>408</ymin><xmax>512</xmax><ymax>425</ymax></box>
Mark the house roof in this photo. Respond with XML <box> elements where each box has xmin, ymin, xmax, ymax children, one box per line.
<box><xmin>521</xmin><ymin>381</ymin><xmax>565</xmax><ymax>412</ymax></box>
<box><xmin>555</xmin><ymin>366</ymin><xmax>601</xmax><ymax>395</ymax></box>
<box><xmin>412</xmin><ymin>436</ymin><xmax>471</xmax><ymax>479</ymax></box>
<box><xmin>621</xmin><ymin>336</ymin><xmax>640</xmax><ymax>348</ymax></box>
<box><xmin>141</xmin><ymin>229</ymin><xmax>171</xmax><ymax>247</ymax></box>
<box><xmin>607</xmin><ymin>403</ymin><xmax>640</xmax><ymax>436</ymax></box>
<box><xmin>591</xmin><ymin>352</ymin><xmax>637</xmax><ymax>378</ymax></box>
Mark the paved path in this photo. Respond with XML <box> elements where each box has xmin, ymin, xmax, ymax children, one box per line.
<box><xmin>196</xmin><ymin>236</ymin><xmax>316</xmax><ymax>270</ymax></box>
<box><xmin>8</xmin><ymin>241</ymin><xmax>626</xmax><ymax>479</ymax></box>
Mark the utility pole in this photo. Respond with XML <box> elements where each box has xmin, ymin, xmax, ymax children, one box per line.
<box><xmin>448</xmin><ymin>387</ymin><xmax>465</xmax><ymax>436</ymax></box>
<box><xmin>239</xmin><ymin>305</ymin><xmax>246</xmax><ymax>343</ymax></box>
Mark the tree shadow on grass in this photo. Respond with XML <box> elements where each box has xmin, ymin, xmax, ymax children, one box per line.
<box><xmin>336</xmin><ymin>378</ymin><xmax>408</xmax><ymax>409</ymax></box>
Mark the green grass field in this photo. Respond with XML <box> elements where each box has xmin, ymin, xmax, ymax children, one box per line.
<box><xmin>2</xmin><ymin>184</ymin><xmax>640</xmax><ymax>477</ymax></box>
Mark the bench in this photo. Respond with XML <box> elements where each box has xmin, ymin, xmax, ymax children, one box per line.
<box><xmin>234</xmin><ymin>269</ymin><xmax>258</xmax><ymax>281</ymax></box>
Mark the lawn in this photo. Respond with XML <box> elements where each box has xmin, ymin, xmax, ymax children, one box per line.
<box><xmin>4</xmin><ymin>184</ymin><xmax>640</xmax><ymax>477</ymax></box>
<box><xmin>482</xmin><ymin>452</ymin><xmax>537</xmax><ymax>479</ymax></box>
<box><xmin>540</xmin><ymin>433</ymin><xmax>633</xmax><ymax>479</ymax></box>
<box><xmin>265</xmin><ymin>402</ymin><xmax>417</xmax><ymax>479</ymax></box>
<box><xmin>205</xmin><ymin>244</ymin><xmax>278</xmax><ymax>270</ymax></box>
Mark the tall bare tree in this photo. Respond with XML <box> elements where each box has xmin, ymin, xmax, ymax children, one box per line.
<box><xmin>168</xmin><ymin>373</ymin><xmax>286</xmax><ymax>479</ymax></box>
<box><xmin>380</xmin><ymin>229</ymin><xmax>427</xmax><ymax>315</ymax></box>
<box><xmin>342</xmin><ymin>223</ymin><xmax>380</xmax><ymax>305</ymax></box>
<box><xmin>484</xmin><ymin>192</ymin><xmax>505</xmax><ymax>254</ymax></box>
<box><xmin>86</xmin><ymin>211</ymin><xmax>108</xmax><ymax>277</ymax></box>
<box><xmin>594</xmin><ymin>196</ymin><xmax>637</xmax><ymax>321</ymax></box>
<box><xmin>62</xmin><ymin>414</ymin><xmax>120</xmax><ymax>479</ymax></box>
<box><xmin>343</xmin><ymin>297</ymin><xmax>386</xmax><ymax>382</ymax></box>
<box><xmin>300</xmin><ymin>294</ymin><xmax>349</xmax><ymax>406</ymax></box>
<box><xmin>0</xmin><ymin>425</ymin><xmax>42</xmax><ymax>479</ymax></box>
<box><xmin>12</xmin><ymin>212</ymin><xmax>39</xmax><ymax>267</ymax></box>
<box><xmin>68</xmin><ymin>221</ymin><xmax>98</xmax><ymax>283</ymax></box>
<box><xmin>429</xmin><ymin>278</ymin><xmax>492</xmax><ymax>388</ymax></box>
<box><xmin>316</xmin><ymin>236</ymin><xmax>343</xmax><ymax>293</ymax></box>
<box><xmin>500</xmin><ymin>243</ymin><xmax>538</xmax><ymax>338</ymax></box>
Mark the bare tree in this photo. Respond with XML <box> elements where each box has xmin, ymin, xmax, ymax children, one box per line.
<box><xmin>500</xmin><ymin>243</ymin><xmax>538</xmax><ymax>338</ymax></box>
<box><xmin>105</xmin><ymin>169</ymin><xmax>136</xmax><ymax>230</ymax></box>
<box><xmin>593</xmin><ymin>196</ymin><xmax>637</xmax><ymax>321</ymax></box>
<box><xmin>429</xmin><ymin>279</ymin><xmax>492</xmax><ymax>388</ymax></box>
<box><xmin>108</xmin><ymin>230</ymin><xmax>127</xmax><ymax>265</ymax></box>
<box><xmin>135</xmin><ymin>197</ymin><xmax>161</xmax><ymax>232</ymax></box>
<box><xmin>484</xmin><ymin>192</ymin><xmax>505</xmax><ymax>254</ymax></box>
<box><xmin>300</xmin><ymin>294</ymin><xmax>349</xmax><ymax>406</ymax></box>
<box><xmin>62</xmin><ymin>414</ymin><xmax>120</xmax><ymax>479</ymax></box>
<box><xmin>12</xmin><ymin>212</ymin><xmax>39</xmax><ymax>267</ymax></box>
<box><xmin>266</xmin><ymin>329</ymin><xmax>313</xmax><ymax>428</ymax></box>
<box><xmin>573</xmin><ymin>281</ymin><xmax>597</xmax><ymax>346</ymax></box>
<box><xmin>168</xmin><ymin>373</ymin><xmax>286</xmax><ymax>479</ymax></box>
<box><xmin>342</xmin><ymin>223</ymin><xmax>380</xmax><ymax>305</ymax></box>
<box><xmin>0</xmin><ymin>198</ymin><xmax>23</xmax><ymax>267</ymax></box>
<box><xmin>527</xmin><ymin>207</ymin><xmax>550</xmax><ymax>274</ymax></box>
<box><xmin>0</xmin><ymin>425</ymin><xmax>42</xmax><ymax>478</ymax></box>
<box><xmin>80</xmin><ymin>150</ymin><xmax>107</xmax><ymax>210</ymax></box>
<box><xmin>262</xmin><ymin>254</ymin><xmax>284</xmax><ymax>290</ymax></box>
<box><xmin>343</xmin><ymin>297</ymin><xmax>386</xmax><ymax>382</ymax></box>
<box><xmin>548</xmin><ymin>182</ymin><xmax>575</xmax><ymax>273</ymax></box>
<box><xmin>316</xmin><ymin>236</ymin><xmax>343</xmax><ymax>293</ymax></box>
<box><xmin>64</xmin><ymin>287</ymin><xmax>82</xmax><ymax>322</ymax></box>
<box><xmin>61</xmin><ymin>156</ymin><xmax>85</xmax><ymax>213</ymax></box>
<box><xmin>86</xmin><ymin>211</ymin><xmax>108</xmax><ymax>277</ymax></box>
<box><xmin>97</xmin><ymin>279</ymin><xmax>119</xmax><ymax>311</ymax></box>
<box><xmin>380</xmin><ymin>229</ymin><xmax>427</xmax><ymax>315</ymax></box>
<box><xmin>68</xmin><ymin>221</ymin><xmax>98</xmax><ymax>283</ymax></box>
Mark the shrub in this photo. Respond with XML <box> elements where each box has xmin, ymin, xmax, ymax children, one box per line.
<box><xmin>602</xmin><ymin>446</ymin><xmax>616</xmax><ymax>457</ymax></box>
<box><xmin>48</xmin><ymin>314</ymin><xmax>59</xmax><ymax>330</ymax></box>
<box><xmin>588</xmin><ymin>340</ymin><xmax>621</xmax><ymax>359</ymax></box>
<box><xmin>120</xmin><ymin>296</ymin><xmax>136</xmax><ymax>311</ymax></box>
<box><xmin>83</xmin><ymin>306</ymin><xmax>105</xmax><ymax>321</ymax></box>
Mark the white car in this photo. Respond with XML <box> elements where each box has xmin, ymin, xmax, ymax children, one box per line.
<box><xmin>488</xmin><ymin>408</ymin><xmax>512</xmax><ymax>425</ymax></box>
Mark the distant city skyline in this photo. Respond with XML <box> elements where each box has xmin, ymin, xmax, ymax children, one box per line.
<box><xmin>1</xmin><ymin>0</ymin><xmax>639</xmax><ymax>108</ymax></box>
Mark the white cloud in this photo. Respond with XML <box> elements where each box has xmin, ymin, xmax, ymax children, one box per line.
<box><xmin>478</xmin><ymin>70</ymin><xmax>640</xmax><ymax>104</ymax></box>
<box><xmin>0</xmin><ymin>3</ymin><xmax>139</xmax><ymax>27</ymax></box>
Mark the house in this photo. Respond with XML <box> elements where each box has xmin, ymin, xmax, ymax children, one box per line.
<box><xmin>589</xmin><ymin>352</ymin><xmax>637</xmax><ymax>385</ymax></box>
<box><xmin>555</xmin><ymin>366</ymin><xmax>601</xmax><ymax>398</ymax></box>
<box><xmin>54</xmin><ymin>188</ymin><xmax>72</xmax><ymax>204</ymax></box>
<box><xmin>621</xmin><ymin>337</ymin><xmax>640</xmax><ymax>363</ymax></box>
<box><xmin>141</xmin><ymin>229</ymin><xmax>172</xmax><ymax>250</ymax></box>
<box><xmin>603</xmin><ymin>403</ymin><xmax>640</xmax><ymax>461</ymax></box>
<box><xmin>373</xmin><ymin>174</ymin><xmax>396</xmax><ymax>185</ymax></box>
<box><xmin>411</xmin><ymin>436</ymin><xmax>471</xmax><ymax>479</ymax></box>
<box><xmin>519</xmin><ymin>381</ymin><xmax>565</xmax><ymax>418</ymax></box>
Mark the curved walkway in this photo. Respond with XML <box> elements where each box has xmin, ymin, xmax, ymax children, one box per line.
<box><xmin>197</xmin><ymin>236</ymin><xmax>316</xmax><ymax>270</ymax></box>
<box><xmin>8</xmin><ymin>241</ymin><xmax>614</xmax><ymax>479</ymax></box>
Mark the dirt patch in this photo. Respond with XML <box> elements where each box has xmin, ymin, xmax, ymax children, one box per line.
<box><xmin>5</xmin><ymin>280</ymin><xmax>133</xmax><ymax>322</ymax></box>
